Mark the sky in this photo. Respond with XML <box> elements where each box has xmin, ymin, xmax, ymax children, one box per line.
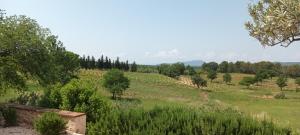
<box><xmin>2</xmin><ymin>0</ymin><xmax>300</xmax><ymax>65</ymax></box>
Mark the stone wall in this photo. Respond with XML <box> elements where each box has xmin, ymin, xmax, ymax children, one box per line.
<box><xmin>6</xmin><ymin>104</ymin><xmax>86</xmax><ymax>135</ymax></box>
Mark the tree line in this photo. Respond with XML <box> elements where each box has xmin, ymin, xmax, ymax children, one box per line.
<box><xmin>203</xmin><ymin>61</ymin><xmax>300</xmax><ymax>78</ymax></box>
<box><xmin>79</xmin><ymin>55</ymin><xmax>137</xmax><ymax>72</ymax></box>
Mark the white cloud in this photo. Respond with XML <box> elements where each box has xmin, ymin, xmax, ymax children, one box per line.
<box><xmin>144</xmin><ymin>49</ymin><xmax>184</xmax><ymax>59</ymax></box>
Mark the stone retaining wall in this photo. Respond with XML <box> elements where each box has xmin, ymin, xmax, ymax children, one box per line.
<box><xmin>5</xmin><ymin>104</ymin><xmax>86</xmax><ymax>135</ymax></box>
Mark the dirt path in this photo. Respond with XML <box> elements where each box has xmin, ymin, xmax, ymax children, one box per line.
<box><xmin>0</xmin><ymin>127</ymin><xmax>37</xmax><ymax>135</ymax></box>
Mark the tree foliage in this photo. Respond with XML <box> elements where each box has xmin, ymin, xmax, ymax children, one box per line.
<box><xmin>207</xmin><ymin>70</ymin><xmax>217</xmax><ymax>82</ymax></box>
<box><xmin>246</xmin><ymin>0</ymin><xmax>300</xmax><ymax>47</ymax></box>
<box><xmin>103</xmin><ymin>69</ymin><xmax>130</xmax><ymax>99</ymax></box>
<box><xmin>223</xmin><ymin>73</ymin><xmax>232</xmax><ymax>84</ymax></box>
<box><xmin>239</xmin><ymin>77</ymin><xmax>256</xmax><ymax>88</ymax></box>
<box><xmin>0</xmin><ymin>12</ymin><xmax>79</xmax><ymax>94</ymax></box>
<box><xmin>191</xmin><ymin>75</ymin><xmax>207</xmax><ymax>88</ymax></box>
<box><xmin>276</xmin><ymin>75</ymin><xmax>288</xmax><ymax>91</ymax></box>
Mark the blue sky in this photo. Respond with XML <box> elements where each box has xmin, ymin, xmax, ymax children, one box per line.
<box><xmin>2</xmin><ymin>0</ymin><xmax>300</xmax><ymax>64</ymax></box>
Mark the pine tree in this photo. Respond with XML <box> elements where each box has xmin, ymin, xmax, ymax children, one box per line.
<box><xmin>131</xmin><ymin>62</ymin><xmax>138</xmax><ymax>72</ymax></box>
<box><xmin>87</xmin><ymin>56</ymin><xmax>91</xmax><ymax>69</ymax></box>
<box><xmin>100</xmin><ymin>55</ymin><xmax>104</xmax><ymax>69</ymax></box>
<box><xmin>91</xmin><ymin>56</ymin><xmax>96</xmax><ymax>69</ymax></box>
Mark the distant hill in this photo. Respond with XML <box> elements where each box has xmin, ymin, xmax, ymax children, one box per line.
<box><xmin>182</xmin><ymin>60</ymin><xmax>205</xmax><ymax>67</ymax></box>
<box><xmin>277</xmin><ymin>62</ymin><xmax>300</xmax><ymax>66</ymax></box>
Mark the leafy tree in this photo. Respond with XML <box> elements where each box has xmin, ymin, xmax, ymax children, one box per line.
<box><xmin>223</xmin><ymin>73</ymin><xmax>232</xmax><ymax>84</ymax></box>
<box><xmin>254</xmin><ymin>70</ymin><xmax>270</xmax><ymax>84</ymax></box>
<box><xmin>173</xmin><ymin>63</ymin><xmax>185</xmax><ymax>75</ymax></box>
<box><xmin>246</xmin><ymin>0</ymin><xmax>300</xmax><ymax>47</ymax></box>
<box><xmin>0</xmin><ymin>13</ymin><xmax>79</xmax><ymax>94</ymax></box>
<box><xmin>191</xmin><ymin>75</ymin><xmax>207</xmax><ymax>88</ymax></box>
<box><xmin>276</xmin><ymin>75</ymin><xmax>288</xmax><ymax>91</ymax></box>
<box><xmin>103</xmin><ymin>69</ymin><xmax>130</xmax><ymax>99</ymax></box>
<box><xmin>202</xmin><ymin>62</ymin><xmax>219</xmax><ymax>72</ymax></box>
<box><xmin>207</xmin><ymin>70</ymin><xmax>217</xmax><ymax>82</ymax></box>
<box><xmin>185</xmin><ymin>65</ymin><xmax>197</xmax><ymax>76</ymax></box>
<box><xmin>239</xmin><ymin>77</ymin><xmax>256</xmax><ymax>88</ymax></box>
<box><xmin>130</xmin><ymin>62</ymin><xmax>138</xmax><ymax>72</ymax></box>
<box><xmin>219</xmin><ymin>61</ymin><xmax>229</xmax><ymax>73</ymax></box>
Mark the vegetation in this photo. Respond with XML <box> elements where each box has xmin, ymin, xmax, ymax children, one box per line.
<box><xmin>80</xmin><ymin>55</ymin><xmax>135</xmax><ymax>71</ymax></box>
<box><xmin>274</xmin><ymin>92</ymin><xmax>286</xmax><ymax>99</ymax></box>
<box><xmin>223</xmin><ymin>73</ymin><xmax>232</xmax><ymax>84</ymax></box>
<box><xmin>295</xmin><ymin>78</ymin><xmax>300</xmax><ymax>91</ymax></box>
<box><xmin>207</xmin><ymin>70</ymin><xmax>217</xmax><ymax>82</ymax></box>
<box><xmin>191</xmin><ymin>75</ymin><xmax>207</xmax><ymax>88</ymax></box>
<box><xmin>87</xmin><ymin>107</ymin><xmax>292</xmax><ymax>135</ymax></box>
<box><xmin>277</xmin><ymin>75</ymin><xmax>288</xmax><ymax>91</ymax></box>
<box><xmin>0</xmin><ymin>11</ymin><xmax>80</xmax><ymax>94</ymax></box>
<box><xmin>0</xmin><ymin>106</ymin><xmax>17</xmax><ymax>127</ymax></box>
<box><xmin>246</xmin><ymin>0</ymin><xmax>300</xmax><ymax>47</ymax></box>
<box><xmin>34</xmin><ymin>112</ymin><xmax>66</xmax><ymax>135</ymax></box>
<box><xmin>158</xmin><ymin>63</ymin><xmax>185</xmax><ymax>78</ymax></box>
<box><xmin>103</xmin><ymin>69</ymin><xmax>130</xmax><ymax>99</ymax></box>
<box><xmin>239</xmin><ymin>77</ymin><xmax>256</xmax><ymax>88</ymax></box>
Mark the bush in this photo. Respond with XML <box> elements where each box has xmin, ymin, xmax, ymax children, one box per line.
<box><xmin>274</xmin><ymin>92</ymin><xmax>286</xmax><ymax>99</ymax></box>
<box><xmin>38</xmin><ymin>85</ymin><xmax>62</xmax><ymax>108</ymax></box>
<box><xmin>34</xmin><ymin>112</ymin><xmax>66</xmax><ymax>135</ymax></box>
<box><xmin>87</xmin><ymin>107</ymin><xmax>292</xmax><ymax>135</ymax></box>
<box><xmin>9</xmin><ymin>91</ymin><xmax>39</xmax><ymax>106</ymax></box>
<box><xmin>0</xmin><ymin>107</ymin><xmax>17</xmax><ymax>127</ymax></box>
<box><xmin>60</xmin><ymin>79</ymin><xmax>111</xmax><ymax>122</ymax></box>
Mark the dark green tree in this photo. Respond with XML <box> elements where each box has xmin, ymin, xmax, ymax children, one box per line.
<box><xmin>185</xmin><ymin>65</ymin><xmax>197</xmax><ymax>76</ymax></box>
<box><xmin>239</xmin><ymin>77</ymin><xmax>256</xmax><ymax>89</ymax></box>
<box><xmin>191</xmin><ymin>75</ymin><xmax>207</xmax><ymax>88</ymax></box>
<box><xmin>223</xmin><ymin>73</ymin><xmax>232</xmax><ymax>84</ymax></box>
<box><xmin>276</xmin><ymin>75</ymin><xmax>288</xmax><ymax>91</ymax></box>
<box><xmin>207</xmin><ymin>70</ymin><xmax>217</xmax><ymax>82</ymax></box>
<box><xmin>130</xmin><ymin>62</ymin><xmax>138</xmax><ymax>72</ymax></box>
<box><xmin>219</xmin><ymin>61</ymin><xmax>229</xmax><ymax>73</ymax></box>
<box><xmin>102</xmin><ymin>69</ymin><xmax>130</xmax><ymax>99</ymax></box>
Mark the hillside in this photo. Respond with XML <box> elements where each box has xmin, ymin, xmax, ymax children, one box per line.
<box><xmin>79</xmin><ymin>70</ymin><xmax>300</xmax><ymax>130</ymax></box>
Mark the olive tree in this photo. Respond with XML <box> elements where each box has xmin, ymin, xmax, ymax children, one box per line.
<box><xmin>246</xmin><ymin>0</ymin><xmax>300</xmax><ymax>47</ymax></box>
<box><xmin>103</xmin><ymin>69</ymin><xmax>130</xmax><ymax>99</ymax></box>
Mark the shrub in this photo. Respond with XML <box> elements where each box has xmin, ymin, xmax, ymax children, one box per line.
<box><xmin>239</xmin><ymin>77</ymin><xmax>256</xmax><ymax>88</ymax></box>
<box><xmin>274</xmin><ymin>92</ymin><xmax>286</xmax><ymax>99</ymax></box>
<box><xmin>38</xmin><ymin>85</ymin><xmax>62</xmax><ymax>108</ymax></box>
<box><xmin>0</xmin><ymin>107</ymin><xmax>17</xmax><ymax>127</ymax></box>
<box><xmin>60</xmin><ymin>79</ymin><xmax>111</xmax><ymax>122</ymax></box>
<box><xmin>9</xmin><ymin>91</ymin><xmax>39</xmax><ymax>106</ymax></box>
<box><xmin>34</xmin><ymin>112</ymin><xmax>66</xmax><ymax>135</ymax></box>
<box><xmin>87</xmin><ymin>107</ymin><xmax>292</xmax><ymax>135</ymax></box>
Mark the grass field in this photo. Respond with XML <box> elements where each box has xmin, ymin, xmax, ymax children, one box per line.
<box><xmin>79</xmin><ymin>70</ymin><xmax>300</xmax><ymax>131</ymax></box>
<box><xmin>2</xmin><ymin>69</ymin><xmax>300</xmax><ymax>131</ymax></box>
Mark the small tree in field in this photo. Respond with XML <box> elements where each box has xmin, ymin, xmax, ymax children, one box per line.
<box><xmin>103</xmin><ymin>69</ymin><xmax>130</xmax><ymax>99</ymax></box>
<box><xmin>276</xmin><ymin>75</ymin><xmax>288</xmax><ymax>91</ymax></box>
<box><xmin>239</xmin><ymin>77</ymin><xmax>256</xmax><ymax>89</ymax></box>
<box><xmin>207</xmin><ymin>70</ymin><xmax>217</xmax><ymax>83</ymax></box>
<box><xmin>223</xmin><ymin>73</ymin><xmax>232</xmax><ymax>84</ymax></box>
<box><xmin>191</xmin><ymin>75</ymin><xmax>207</xmax><ymax>88</ymax></box>
<box><xmin>295</xmin><ymin>78</ymin><xmax>300</xmax><ymax>92</ymax></box>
